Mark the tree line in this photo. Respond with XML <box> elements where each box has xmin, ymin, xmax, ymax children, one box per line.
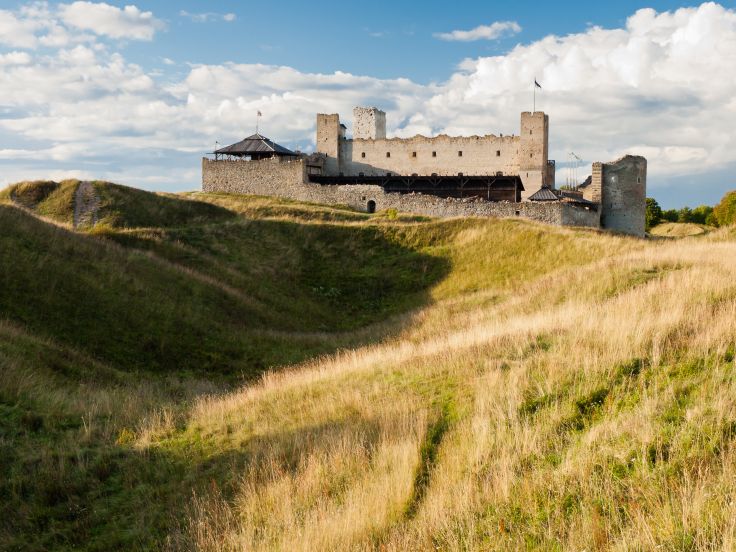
<box><xmin>646</xmin><ymin>190</ymin><xmax>736</xmax><ymax>230</ymax></box>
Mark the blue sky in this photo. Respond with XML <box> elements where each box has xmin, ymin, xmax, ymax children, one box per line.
<box><xmin>0</xmin><ymin>0</ymin><xmax>735</xmax><ymax>207</ymax></box>
<box><xmin>123</xmin><ymin>0</ymin><xmax>719</xmax><ymax>82</ymax></box>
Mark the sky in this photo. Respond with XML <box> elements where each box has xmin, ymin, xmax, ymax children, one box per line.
<box><xmin>0</xmin><ymin>1</ymin><xmax>735</xmax><ymax>208</ymax></box>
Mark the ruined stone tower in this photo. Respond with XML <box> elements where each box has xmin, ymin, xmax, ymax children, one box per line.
<box><xmin>582</xmin><ymin>155</ymin><xmax>647</xmax><ymax>237</ymax></box>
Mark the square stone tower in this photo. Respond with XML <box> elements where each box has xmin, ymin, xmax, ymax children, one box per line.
<box><xmin>519</xmin><ymin>112</ymin><xmax>549</xmax><ymax>199</ymax></box>
<box><xmin>353</xmin><ymin>107</ymin><xmax>386</xmax><ymax>140</ymax></box>
<box><xmin>316</xmin><ymin>113</ymin><xmax>342</xmax><ymax>175</ymax></box>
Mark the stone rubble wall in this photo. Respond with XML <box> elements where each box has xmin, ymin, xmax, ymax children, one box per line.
<box><xmin>202</xmin><ymin>157</ymin><xmax>306</xmax><ymax>194</ymax></box>
<box><xmin>202</xmin><ymin>157</ymin><xmax>600</xmax><ymax>229</ymax></box>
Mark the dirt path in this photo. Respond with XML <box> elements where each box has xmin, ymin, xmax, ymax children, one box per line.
<box><xmin>73</xmin><ymin>181</ymin><xmax>100</xmax><ymax>229</ymax></box>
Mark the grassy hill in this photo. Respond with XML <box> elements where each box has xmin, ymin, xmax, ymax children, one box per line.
<box><xmin>1</xmin><ymin>180</ymin><xmax>735</xmax><ymax>550</ymax></box>
<box><xmin>649</xmin><ymin>221</ymin><xmax>711</xmax><ymax>238</ymax></box>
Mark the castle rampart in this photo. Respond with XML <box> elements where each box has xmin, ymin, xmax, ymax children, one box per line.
<box><xmin>202</xmin><ymin>157</ymin><xmax>600</xmax><ymax>229</ymax></box>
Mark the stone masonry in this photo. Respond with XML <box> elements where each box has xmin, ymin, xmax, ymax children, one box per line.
<box><xmin>202</xmin><ymin>156</ymin><xmax>600</xmax><ymax>229</ymax></box>
<box><xmin>319</xmin><ymin>109</ymin><xmax>550</xmax><ymax>200</ymax></box>
<box><xmin>202</xmin><ymin>107</ymin><xmax>647</xmax><ymax>237</ymax></box>
<box><xmin>581</xmin><ymin>155</ymin><xmax>647</xmax><ymax>237</ymax></box>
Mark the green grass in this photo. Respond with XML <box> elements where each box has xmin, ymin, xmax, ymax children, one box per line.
<box><xmin>0</xmin><ymin>184</ymin><xmax>451</xmax><ymax>376</ymax></box>
<box><xmin>2</xmin><ymin>180</ymin><xmax>734</xmax><ymax>550</ymax></box>
<box><xmin>1</xmin><ymin>179</ymin><xmax>79</xmax><ymax>223</ymax></box>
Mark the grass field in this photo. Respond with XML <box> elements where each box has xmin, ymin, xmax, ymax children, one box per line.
<box><xmin>1</xmin><ymin>180</ymin><xmax>735</xmax><ymax>550</ymax></box>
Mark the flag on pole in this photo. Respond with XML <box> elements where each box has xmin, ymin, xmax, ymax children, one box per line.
<box><xmin>534</xmin><ymin>79</ymin><xmax>542</xmax><ymax>89</ymax></box>
<box><xmin>257</xmin><ymin>110</ymin><xmax>262</xmax><ymax>116</ymax></box>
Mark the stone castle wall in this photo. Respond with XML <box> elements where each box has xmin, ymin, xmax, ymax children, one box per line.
<box><xmin>338</xmin><ymin>134</ymin><xmax>520</xmax><ymax>178</ymax></box>
<box><xmin>201</xmin><ymin>157</ymin><xmax>600</xmax><ymax>229</ymax></box>
<box><xmin>318</xmin><ymin>110</ymin><xmax>549</xmax><ymax>200</ymax></box>
<box><xmin>202</xmin><ymin>157</ymin><xmax>306</xmax><ymax>194</ymax></box>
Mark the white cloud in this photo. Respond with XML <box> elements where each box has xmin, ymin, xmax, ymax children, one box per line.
<box><xmin>0</xmin><ymin>51</ymin><xmax>32</xmax><ymax>65</ymax></box>
<box><xmin>59</xmin><ymin>2</ymin><xmax>163</xmax><ymax>40</ymax></box>
<box><xmin>422</xmin><ymin>2</ymin><xmax>736</xmax><ymax>180</ymax></box>
<box><xmin>0</xmin><ymin>9</ymin><xmax>43</xmax><ymax>48</ymax></box>
<box><xmin>179</xmin><ymin>10</ymin><xmax>237</xmax><ymax>23</ymax></box>
<box><xmin>434</xmin><ymin>21</ymin><xmax>521</xmax><ymax>42</ymax></box>
<box><xmin>1</xmin><ymin>2</ymin><xmax>736</xmax><ymax>206</ymax></box>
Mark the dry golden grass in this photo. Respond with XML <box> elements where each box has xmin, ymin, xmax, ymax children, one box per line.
<box><xmin>650</xmin><ymin>221</ymin><xmax>711</xmax><ymax>237</ymax></box>
<box><xmin>144</xmin><ymin>228</ymin><xmax>736</xmax><ymax>551</ymax></box>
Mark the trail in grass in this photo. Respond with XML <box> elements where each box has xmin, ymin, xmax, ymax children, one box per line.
<box><xmin>73</xmin><ymin>181</ymin><xmax>99</xmax><ymax>229</ymax></box>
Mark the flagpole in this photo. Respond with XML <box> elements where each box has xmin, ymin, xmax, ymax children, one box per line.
<box><xmin>533</xmin><ymin>78</ymin><xmax>536</xmax><ymax>113</ymax></box>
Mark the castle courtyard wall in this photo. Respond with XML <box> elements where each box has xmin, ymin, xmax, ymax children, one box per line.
<box><xmin>202</xmin><ymin>157</ymin><xmax>600</xmax><ymax>230</ymax></box>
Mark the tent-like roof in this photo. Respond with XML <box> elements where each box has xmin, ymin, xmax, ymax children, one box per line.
<box><xmin>214</xmin><ymin>133</ymin><xmax>297</xmax><ymax>156</ymax></box>
<box><xmin>528</xmin><ymin>187</ymin><xmax>560</xmax><ymax>201</ymax></box>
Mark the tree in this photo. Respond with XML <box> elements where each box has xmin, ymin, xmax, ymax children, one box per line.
<box><xmin>645</xmin><ymin>197</ymin><xmax>662</xmax><ymax>230</ymax></box>
<box><xmin>677</xmin><ymin>207</ymin><xmax>693</xmax><ymax>223</ymax></box>
<box><xmin>661</xmin><ymin>209</ymin><xmax>679</xmax><ymax>223</ymax></box>
<box><xmin>713</xmin><ymin>190</ymin><xmax>736</xmax><ymax>227</ymax></box>
<box><xmin>690</xmin><ymin>205</ymin><xmax>714</xmax><ymax>225</ymax></box>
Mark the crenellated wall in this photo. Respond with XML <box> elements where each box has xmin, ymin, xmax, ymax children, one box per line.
<box><xmin>316</xmin><ymin>109</ymin><xmax>550</xmax><ymax>199</ymax></box>
<box><xmin>338</xmin><ymin>134</ymin><xmax>520</xmax><ymax>178</ymax></box>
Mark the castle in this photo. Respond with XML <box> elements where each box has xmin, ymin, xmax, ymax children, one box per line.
<box><xmin>202</xmin><ymin>107</ymin><xmax>647</xmax><ymax>236</ymax></box>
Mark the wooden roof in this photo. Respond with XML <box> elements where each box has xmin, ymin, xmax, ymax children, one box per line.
<box><xmin>528</xmin><ymin>187</ymin><xmax>560</xmax><ymax>201</ymax></box>
<box><xmin>214</xmin><ymin>133</ymin><xmax>297</xmax><ymax>156</ymax></box>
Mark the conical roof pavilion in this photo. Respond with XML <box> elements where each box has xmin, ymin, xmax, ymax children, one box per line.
<box><xmin>214</xmin><ymin>133</ymin><xmax>298</xmax><ymax>159</ymax></box>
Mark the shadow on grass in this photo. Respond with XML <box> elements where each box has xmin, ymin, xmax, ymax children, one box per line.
<box><xmin>0</xmin><ymin>193</ymin><xmax>453</xmax><ymax>550</ymax></box>
<box><xmin>0</xmin><ymin>403</ymin><xmax>387</xmax><ymax>550</ymax></box>
<box><xmin>0</xmin><ymin>202</ymin><xmax>450</xmax><ymax>381</ymax></box>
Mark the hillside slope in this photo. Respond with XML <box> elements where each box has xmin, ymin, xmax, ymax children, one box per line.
<box><xmin>2</xmin><ymin>181</ymin><xmax>735</xmax><ymax>550</ymax></box>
